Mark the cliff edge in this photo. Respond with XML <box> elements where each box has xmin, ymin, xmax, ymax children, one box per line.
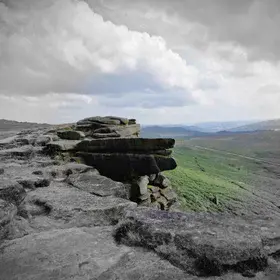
<box><xmin>0</xmin><ymin>116</ymin><xmax>280</xmax><ymax>280</ymax></box>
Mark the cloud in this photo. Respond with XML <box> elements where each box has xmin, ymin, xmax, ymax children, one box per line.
<box><xmin>0</xmin><ymin>0</ymin><xmax>280</xmax><ymax>124</ymax></box>
<box><xmin>0</xmin><ymin>0</ymin><xmax>199</xmax><ymax>104</ymax></box>
<box><xmin>90</xmin><ymin>0</ymin><xmax>280</xmax><ymax>61</ymax></box>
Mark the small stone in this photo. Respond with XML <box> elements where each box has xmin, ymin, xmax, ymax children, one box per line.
<box><xmin>92</xmin><ymin>132</ymin><xmax>120</xmax><ymax>139</ymax></box>
<box><xmin>137</xmin><ymin>176</ymin><xmax>149</xmax><ymax>196</ymax></box>
<box><xmin>151</xmin><ymin>192</ymin><xmax>161</xmax><ymax>202</ymax></box>
<box><xmin>156</xmin><ymin>196</ymin><xmax>169</xmax><ymax>210</ymax></box>
<box><xmin>149</xmin><ymin>174</ymin><xmax>157</xmax><ymax>182</ymax></box>
<box><xmin>149</xmin><ymin>186</ymin><xmax>160</xmax><ymax>193</ymax></box>
<box><xmin>35</xmin><ymin>135</ymin><xmax>52</xmax><ymax>146</ymax></box>
<box><xmin>139</xmin><ymin>193</ymin><xmax>150</xmax><ymax>201</ymax></box>
<box><xmin>160</xmin><ymin>187</ymin><xmax>177</xmax><ymax>202</ymax></box>
<box><xmin>57</xmin><ymin>130</ymin><xmax>85</xmax><ymax>140</ymax></box>
<box><xmin>150</xmin><ymin>202</ymin><xmax>161</xmax><ymax>210</ymax></box>
<box><xmin>154</xmin><ymin>173</ymin><xmax>171</xmax><ymax>189</ymax></box>
<box><xmin>0</xmin><ymin>168</ymin><xmax>4</xmax><ymax>175</ymax></box>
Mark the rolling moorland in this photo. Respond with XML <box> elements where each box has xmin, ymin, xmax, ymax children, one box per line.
<box><xmin>165</xmin><ymin>130</ymin><xmax>280</xmax><ymax>218</ymax></box>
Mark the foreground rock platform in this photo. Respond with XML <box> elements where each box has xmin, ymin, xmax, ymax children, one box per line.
<box><xmin>0</xmin><ymin>119</ymin><xmax>280</xmax><ymax>279</ymax></box>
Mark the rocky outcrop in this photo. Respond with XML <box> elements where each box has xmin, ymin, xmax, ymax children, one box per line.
<box><xmin>76</xmin><ymin>116</ymin><xmax>140</xmax><ymax>138</ymax></box>
<box><xmin>44</xmin><ymin>116</ymin><xmax>178</xmax><ymax>210</ymax></box>
<box><xmin>0</xmin><ymin>119</ymin><xmax>280</xmax><ymax>279</ymax></box>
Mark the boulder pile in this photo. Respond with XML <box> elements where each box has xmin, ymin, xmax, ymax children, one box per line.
<box><xmin>44</xmin><ymin>116</ymin><xmax>178</xmax><ymax>210</ymax></box>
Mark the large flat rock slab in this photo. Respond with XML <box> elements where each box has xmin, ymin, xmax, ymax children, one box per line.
<box><xmin>67</xmin><ymin>171</ymin><xmax>129</xmax><ymax>198</ymax></box>
<box><xmin>0</xmin><ymin>226</ymin><xmax>191</xmax><ymax>280</ymax></box>
<box><xmin>115</xmin><ymin>208</ymin><xmax>280</xmax><ymax>278</ymax></box>
<box><xmin>22</xmin><ymin>184</ymin><xmax>137</xmax><ymax>228</ymax></box>
<box><xmin>75</xmin><ymin>138</ymin><xmax>175</xmax><ymax>153</ymax></box>
<box><xmin>77</xmin><ymin>152</ymin><xmax>177</xmax><ymax>181</ymax></box>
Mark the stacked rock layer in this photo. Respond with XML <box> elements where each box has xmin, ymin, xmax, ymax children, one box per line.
<box><xmin>44</xmin><ymin>116</ymin><xmax>178</xmax><ymax>210</ymax></box>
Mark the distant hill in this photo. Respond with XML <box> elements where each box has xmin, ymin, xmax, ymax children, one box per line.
<box><xmin>0</xmin><ymin>119</ymin><xmax>50</xmax><ymax>131</ymax></box>
<box><xmin>228</xmin><ymin>119</ymin><xmax>280</xmax><ymax>132</ymax></box>
<box><xmin>192</xmin><ymin>121</ymin><xmax>258</xmax><ymax>133</ymax></box>
<box><xmin>140</xmin><ymin>125</ymin><xmax>209</xmax><ymax>138</ymax></box>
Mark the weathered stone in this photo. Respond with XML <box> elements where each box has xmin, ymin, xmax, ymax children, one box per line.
<box><xmin>149</xmin><ymin>174</ymin><xmax>157</xmax><ymax>182</ymax></box>
<box><xmin>92</xmin><ymin>132</ymin><xmax>120</xmax><ymax>139</ymax></box>
<box><xmin>17</xmin><ymin>177</ymin><xmax>50</xmax><ymax>190</ymax></box>
<box><xmin>129</xmin><ymin>119</ymin><xmax>136</xmax><ymax>124</ymax></box>
<box><xmin>149</xmin><ymin>186</ymin><xmax>160</xmax><ymax>193</ymax></box>
<box><xmin>113</xmin><ymin>124</ymin><xmax>141</xmax><ymax>138</ymax></box>
<box><xmin>93</xmin><ymin>127</ymin><xmax>115</xmax><ymax>134</ymax></box>
<box><xmin>57</xmin><ymin>130</ymin><xmax>85</xmax><ymax>140</ymax></box>
<box><xmin>44</xmin><ymin>140</ymin><xmax>81</xmax><ymax>154</ymax></box>
<box><xmin>22</xmin><ymin>185</ymin><xmax>137</xmax><ymax>228</ymax></box>
<box><xmin>0</xmin><ymin>136</ymin><xmax>17</xmax><ymax>149</ymax></box>
<box><xmin>151</xmin><ymin>191</ymin><xmax>161</xmax><ymax>201</ymax></box>
<box><xmin>0</xmin><ymin>199</ymin><xmax>17</xmax><ymax>241</ymax></box>
<box><xmin>76</xmin><ymin>122</ymin><xmax>108</xmax><ymax>132</ymax></box>
<box><xmin>138</xmin><ymin>193</ymin><xmax>150</xmax><ymax>201</ymax></box>
<box><xmin>35</xmin><ymin>135</ymin><xmax>52</xmax><ymax>146</ymax></box>
<box><xmin>67</xmin><ymin>171</ymin><xmax>129</xmax><ymax>199</ymax></box>
<box><xmin>160</xmin><ymin>187</ymin><xmax>178</xmax><ymax>202</ymax></box>
<box><xmin>136</xmin><ymin>176</ymin><xmax>149</xmax><ymax>196</ymax></box>
<box><xmin>156</xmin><ymin>196</ymin><xmax>169</xmax><ymax>210</ymax></box>
<box><xmin>154</xmin><ymin>173</ymin><xmax>172</xmax><ymax>188</ymax></box>
<box><xmin>105</xmin><ymin>116</ymin><xmax>129</xmax><ymax>125</ymax></box>
<box><xmin>76</xmin><ymin>152</ymin><xmax>177</xmax><ymax>181</ymax></box>
<box><xmin>151</xmin><ymin>150</ymin><xmax>173</xmax><ymax>156</ymax></box>
<box><xmin>0</xmin><ymin>226</ymin><xmax>190</xmax><ymax>280</ymax></box>
<box><xmin>150</xmin><ymin>202</ymin><xmax>161</xmax><ymax>210</ymax></box>
<box><xmin>0</xmin><ymin>180</ymin><xmax>26</xmax><ymax>206</ymax></box>
<box><xmin>77</xmin><ymin>116</ymin><xmax>121</xmax><ymax>126</ymax></box>
<box><xmin>45</xmin><ymin>162</ymin><xmax>94</xmax><ymax>178</ymax></box>
<box><xmin>0</xmin><ymin>168</ymin><xmax>4</xmax><ymax>175</ymax></box>
<box><xmin>0</xmin><ymin>145</ymin><xmax>34</xmax><ymax>160</ymax></box>
<box><xmin>5</xmin><ymin>216</ymin><xmax>33</xmax><ymax>240</ymax></box>
<box><xmin>114</xmin><ymin>208</ymin><xmax>278</xmax><ymax>277</ymax></box>
<box><xmin>75</xmin><ymin>138</ymin><xmax>175</xmax><ymax>153</ymax></box>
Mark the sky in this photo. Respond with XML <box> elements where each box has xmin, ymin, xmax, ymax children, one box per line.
<box><xmin>0</xmin><ymin>0</ymin><xmax>280</xmax><ymax>124</ymax></box>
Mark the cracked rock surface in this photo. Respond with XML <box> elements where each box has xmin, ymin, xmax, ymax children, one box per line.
<box><xmin>0</xmin><ymin>127</ymin><xmax>280</xmax><ymax>279</ymax></box>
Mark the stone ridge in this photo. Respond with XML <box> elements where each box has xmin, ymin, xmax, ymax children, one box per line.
<box><xmin>44</xmin><ymin>116</ymin><xmax>179</xmax><ymax>210</ymax></box>
<box><xmin>0</xmin><ymin>118</ymin><xmax>279</xmax><ymax>279</ymax></box>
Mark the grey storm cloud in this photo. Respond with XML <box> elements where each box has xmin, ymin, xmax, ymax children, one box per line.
<box><xmin>89</xmin><ymin>0</ymin><xmax>280</xmax><ymax>62</ymax></box>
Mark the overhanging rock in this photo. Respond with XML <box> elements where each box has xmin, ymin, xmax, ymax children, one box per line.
<box><xmin>76</xmin><ymin>152</ymin><xmax>177</xmax><ymax>181</ymax></box>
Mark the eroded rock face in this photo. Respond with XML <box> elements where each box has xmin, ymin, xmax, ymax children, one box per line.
<box><xmin>76</xmin><ymin>152</ymin><xmax>177</xmax><ymax>181</ymax></box>
<box><xmin>0</xmin><ymin>180</ymin><xmax>26</xmax><ymax>206</ymax></box>
<box><xmin>21</xmin><ymin>184</ymin><xmax>137</xmax><ymax>229</ymax></box>
<box><xmin>1</xmin><ymin>119</ymin><xmax>280</xmax><ymax>279</ymax></box>
<box><xmin>0</xmin><ymin>199</ymin><xmax>17</xmax><ymax>241</ymax></box>
<box><xmin>43</xmin><ymin>116</ymin><xmax>178</xmax><ymax>208</ymax></box>
<box><xmin>57</xmin><ymin>130</ymin><xmax>85</xmax><ymax>140</ymax></box>
<box><xmin>75</xmin><ymin>138</ymin><xmax>175</xmax><ymax>153</ymax></box>
<box><xmin>0</xmin><ymin>227</ymin><xmax>191</xmax><ymax>280</ymax></box>
<box><xmin>114</xmin><ymin>208</ymin><xmax>280</xmax><ymax>278</ymax></box>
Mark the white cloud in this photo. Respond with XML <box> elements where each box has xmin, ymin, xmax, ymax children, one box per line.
<box><xmin>0</xmin><ymin>0</ymin><xmax>280</xmax><ymax>124</ymax></box>
<box><xmin>0</xmin><ymin>0</ymin><xmax>199</xmax><ymax>100</ymax></box>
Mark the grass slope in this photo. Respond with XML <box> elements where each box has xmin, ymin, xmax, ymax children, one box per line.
<box><xmin>165</xmin><ymin>145</ymin><xmax>257</xmax><ymax>212</ymax></box>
